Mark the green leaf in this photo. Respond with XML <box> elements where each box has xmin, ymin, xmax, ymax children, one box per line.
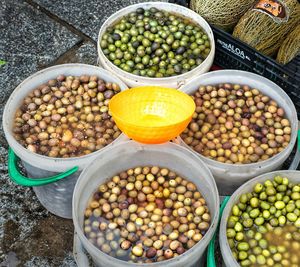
<box><xmin>0</xmin><ymin>60</ymin><xmax>7</xmax><ymax>66</ymax></box>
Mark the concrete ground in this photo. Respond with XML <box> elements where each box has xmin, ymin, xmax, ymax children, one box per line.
<box><xmin>0</xmin><ymin>0</ymin><xmax>160</xmax><ymax>266</ymax></box>
<box><xmin>0</xmin><ymin>1</ymin><xmax>298</xmax><ymax>267</ymax></box>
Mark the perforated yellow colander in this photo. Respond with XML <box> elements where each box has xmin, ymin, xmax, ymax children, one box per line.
<box><xmin>109</xmin><ymin>86</ymin><xmax>196</xmax><ymax>144</ymax></box>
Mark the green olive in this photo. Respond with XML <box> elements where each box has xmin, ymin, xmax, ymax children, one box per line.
<box><xmin>100</xmin><ymin>7</ymin><xmax>211</xmax><ymax>77</ymax></box>
<box><xmin>226</xmin><ymin>176</ymin><xmax>300</xmax><ymax>267</ymax></box>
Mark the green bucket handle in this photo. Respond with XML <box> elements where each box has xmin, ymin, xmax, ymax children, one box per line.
<box><xmin>207</xmin><ymin>196</ymin><xmax>230</xmax><ymax>267</ymax></box>
<box><xmin>8</xmin><ymin>147</ymin><xmax>79</xmax><ymax>187</ymax></box>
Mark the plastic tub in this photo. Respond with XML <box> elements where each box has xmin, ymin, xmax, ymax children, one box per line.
<box><xmin>97</xmin><ymin>2</ymin><xmax>215</xmax><ymax>89</ymax></box>
<box><xmin>3</xmin><ymin>63</ymin><xmax>128</xmax><ymax>219</ymax></box>
<box><xmin>219</xmin><ymin>170</ymin><xmax>300</xmax><ymax>267</ymax></box>
<box><xmin>177</xmin><ymin>70</ymin><xmax>298</xmax><ymax>195</ymax></box>
<box><xmin>72</xmin><ymin>141</ymin><xmax>219</xmax><ymax>267</ymax></box>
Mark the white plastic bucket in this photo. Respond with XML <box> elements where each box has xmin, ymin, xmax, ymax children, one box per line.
<box><xmin>219</xmin><ymin>170</ymin><xmax>300</xmax><ymax>267</ymax></box>
<box><xmin>97</xmin><ymin>2</ymin><xmax>215</xmax><ymax>89</ymax></box>
<box><xmin>3</xmin><ymin>63</ymin><xmax>128</xmax><ymax>219</ymax></box>
<box><xmin>72</xmin><ymin>141</ymin><xmax>219</xmax><ymax>267</ymax></box>
<box><xmin>177</xmin><ymin>70</ymin><xmax>298</xmax><ymax>195</ymax></box>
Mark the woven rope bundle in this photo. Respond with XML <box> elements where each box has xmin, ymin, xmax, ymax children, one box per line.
<box><xmin>190</xmin><ymin>0</ymin><xmax>256</xmax><ymax>31</ymax></box>
<box><xmin>233</xmin><ymin>0</ymin><xmax>300</xmax><ymax>56</ymax></box>
<box><xmin>277</xmin><ymin>24</ymin><xmax>300</xmax><ymax>64</ymax></box>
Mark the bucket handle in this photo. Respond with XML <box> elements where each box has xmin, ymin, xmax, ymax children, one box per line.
<box><xmin>207</xmin><ymin>196</ymin><xmax>230</xmax><ymax>267</ymax></box>
<box><xmin>8</xmin><ymin>147</ymin><xmax>79</xmax><ymax>187</ymax></box>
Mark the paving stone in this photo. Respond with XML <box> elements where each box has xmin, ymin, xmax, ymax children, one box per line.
<box><xmin>0</xmin><ymin>2</ymin><xmax>95</xmax><ymax>263</ymax></box>
<box><xmin>34</xmin><ymin>0</ymin><xmax>167</xmax><ymax>41</ymax></box>
<box><xmin>0</xmin><ymin>127</ymin><xmax>74</xmax><ymax>265</ymax></box>
<box><xmin>0</xmin><ymin>101</ymin><xmax>75</xmax><ymax>267</ymax></box>
<box><xmin>0</xmin><ymin>0</ymin><xmax>81</xmax><ymax>105</ymax></box>
<box><xmin>55</xmin><ymin>41</ymin><xmax>98</xmax><ymax>65</ymax></box>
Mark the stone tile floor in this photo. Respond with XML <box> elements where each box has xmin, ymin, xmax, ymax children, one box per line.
<box><xmin>0</xmin><ymin>0</ymin><xmax>159</xmax><ymax>266</ymax></box>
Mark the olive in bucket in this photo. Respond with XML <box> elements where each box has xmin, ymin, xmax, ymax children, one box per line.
<box><xmin>97</xmin><ymin>2</ymin><xmax>215</xmax><ymax>88</ymax></box>
<box><xmin>72</xmin><ymin>141</ymin><xmax>219</xmax><ymax>267</ymax></box>
<box><xmin>100</xmin><ymin>6</ymin><xmax>211</xmax><ymax>78</ymax></box>
<box><xmin>178</xmin><ymin>70</ymin><xmax>298</xmax><ymax>195</ymax></box>
<box><xmin>84</xmin><ymin>165</ymin><xmax>211</xmax><ymax>263</ymax></box>
<box><xmin>13</xmin><ymin>74</ymin><xmax>121</xmax><ymax>157</ymax></box>
<box><xmin>220</xmin><ymin>171</ymin><xmax>300</xmax><ymax>267</ymax></box>
<box><xmin>3</xmin><ymin>64</ymin><xmax>128</xmax><ymax>218</ymax></box>
<box><xmin>181</xmin><ymin>82</ymin><xmax>291</xmax><ymax>164</ymax></box>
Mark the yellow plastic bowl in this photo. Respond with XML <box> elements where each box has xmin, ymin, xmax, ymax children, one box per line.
<box><xmin>109</xmin><ymin>86</ymin><xmax>196</xmax><ymax>144</ymax></box>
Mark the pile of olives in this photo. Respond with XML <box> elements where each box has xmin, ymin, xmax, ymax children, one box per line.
<box><xmin>100</xmin><ymin>7</ymin><xmax>211</xmax><ymax>78</ymax></box>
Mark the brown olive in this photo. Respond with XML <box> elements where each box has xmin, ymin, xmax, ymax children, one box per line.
<box><xmin>181</xmin><ymin>83</ymin><xmax>291</xmax><ymax>164</ymax></box>
<box><xmin>84</xmin><ymin>166</ymin><xmax>211</xmax><ymax>264</ymax></box>
<box><xmin>13</xmin><ymin>75</ymin><xmax>122</xmax><ymax>158</ymax></box>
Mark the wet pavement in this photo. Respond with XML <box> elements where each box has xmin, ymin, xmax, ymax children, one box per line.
<box><xmin>0</xmin><ymin>0</ymin><xmax>158</xmax><ymax>266</ymax></box>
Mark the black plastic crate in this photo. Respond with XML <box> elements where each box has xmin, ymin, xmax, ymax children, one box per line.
<box><xmin>212</xmin><ymin>25</ymin><xmax>300</xmax><ymax>117</ymax></box>
<box><xmin>169</xmin><ymin>0</ymin><xmax>300</xmax><ymax>117</ymax></box>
